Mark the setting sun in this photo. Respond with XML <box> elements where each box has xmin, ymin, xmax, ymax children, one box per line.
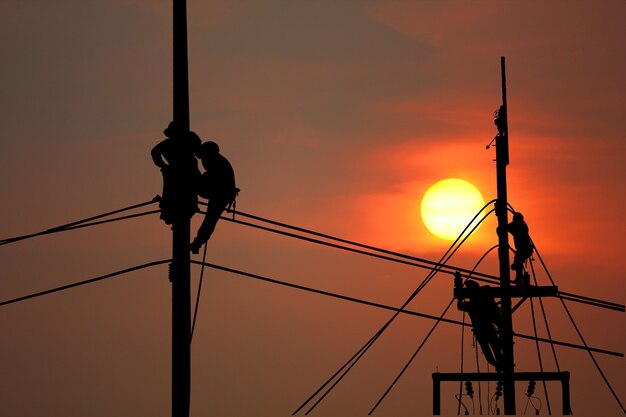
<box><xmin>421</xmin><ymin>178</ymin><xmax>485</xmax><ymax>241</ymax></box>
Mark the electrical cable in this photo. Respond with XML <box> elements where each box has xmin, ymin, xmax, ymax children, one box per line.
<box><xmin>475</xmin><ymin>340</ymin><xmax>482</xmax><ymax>416</ymax></box>
<box><xmin>296</xmin><ymin>206</ymin><xmax>495</xmax><ymax>415</ymax></box>
<box><xmin>2</xmin><ymin>256</ymin><xmax>615</xmax><ymax>359</ymax></box>
<box><xmin>1</xmin><ymin>198</ymin><xmax>160</xmax><ymax>246</ymax></box>
<box><xmin>215</xmin><ymin>208</ymin><xmax>501</xmax><ymax>285</ymax></box>
<box><xmin>186</xmin><ymin>261</ymin><xmax>621</xmax><ymax>360</ymax></box>
<box><xmin>217</xmin><ymin>206</ymin><xmax>623</xmax><ymax>313</ymax></box>
<box><xmin>457</xmin><ymin>311</ymin><xmax>467</xmax><ymax>416</ymax></box>
<box><xmin>532</xmin><ymin>244</ymin><xmax>626</xmax><ymax>414</ymax></box>
<box><xmin>0</xmin><ymin>259</ymin><xmax>171</xmax><ymax>307</ymax></box>
<box><xmin>368</xmin><ymin>245</ymin><xmax>499</xmax><ymax>415</ymax></box>
<box><xmin>529</xmin><ymin>296</ymin><xmax>552</xmax><ymax>414</ymax></box>
<box><xmin>529</xmin><ymin>260</ymin><xmax>561</xmax><ymax>373</ymax></box>
<box><xmin>211</xmin><ymin>200</ymin><xmax>498</xmax><ymax>282</ymax></box>
<box><xmin>190</xmin><ymin>242</ymin><xmax>209</xmax><ymax>342</ymax></box>
<box><xmin>0</xmin><ymin>251</ymin><xmax>619</xmax><ymax>357</ymax></box>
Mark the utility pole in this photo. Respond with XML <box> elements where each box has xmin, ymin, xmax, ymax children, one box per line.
<box><xmin>171</xmin><ymin>1</ymin><xmax>191</xmax><ymax>417</ymax></box>
<box><xmin>434</xmin><ymin>57</ymin><xmax>570</xmax><ymax>415</ymax></box>
<box><xmin>495</xmin><ymin>56</ymin><xmax>516</xmax><ymax>414</ymax></box>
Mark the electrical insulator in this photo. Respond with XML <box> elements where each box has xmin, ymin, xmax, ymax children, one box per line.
<box><xmin>495</xmin><ymin>380</ymin><xmax>503</xmax><ymax>399</ymax></box>
<box><xmin>168</xmin><ymin>263</ymin><xmax>174</xmax><ymax>282</ymax></box>
<box><xmin>465</xmin><ymin>380</ymin><xmax>474</xmax><ymax>398</ymax></box>
<box><xmin>526</xmin><ymin>380</ymin><xmax>536</xmax><ymax>397</ymax></box>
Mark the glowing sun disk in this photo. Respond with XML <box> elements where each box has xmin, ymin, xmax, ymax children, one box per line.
<box><xmin>421</xmin><ymin>178</ymin><xmax>485</xmax><ymax>241</ymax></box>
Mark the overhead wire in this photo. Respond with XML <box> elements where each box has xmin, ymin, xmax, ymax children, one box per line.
<box><xmin>532</xmin><ymin>244</ymin><xmax>626</xmax><ymax>414</ymax></box>
<box><xmin>217</xmin><ymin>205</ymin><xmax>623</xmax><ymax>313</ymax></box>
<box><xmin>0</xmin><ymin>256</ymin><xmax>619</xmax><ymax>359</ymax></box>
<box><xmin>219</xmin><ymin>201</ymin><xmax>496</xmax><ymax>280</ymax></box>
<box><xmin>2</xmin><ymin>195</ymin><xmax>622</xmax><ymax>414</ymax></box>
<box><xmin>457</xmin><ymin>310</ymin><xmax>467</xmax><ymax>416</ymax></box>
<box><xmin>190</xmin><ymin>243</ymin><xmax>209</xmax><ymax>342</ymax></box>
<box><xmin>529</xmin><ymin>259</ymin><xmax>561</xmax><ymax>373</ymax></box>
<box><xmin>1</xmin><ymin>198</ymin><xmax>160</xmax><ymax>246</ymax></box>
<box><xmin>530</xmin><ymin>295</ymin><xmax>552</xmax><ymax>414</ymax></box>
<box><xmin>368</xmin><ymin>244</ymin><xmax>500</xmax><ymax>415</ymax></box>
<box><xmin>0</xmin><ymin>259</ymin><xmax>171</xmax><ymax>307</ymax></box>
<box><xmin>294</xmin><ymin>203</ymin><xmax>496</xmax><ymax>415</ymax></box>
<box><xmin>201</xmin><ymin>200</ymin><xmax>504</xmax><ymax>284</ymax></box>
<box><xmin>186</xmin><ymin>261</ymin><xmax>621</xmax><ymax>359</ymax></box>
<box><xmin>475</xmin><ymin>338</ymin><xmax>482</xmax><ymax>416</ymax></box>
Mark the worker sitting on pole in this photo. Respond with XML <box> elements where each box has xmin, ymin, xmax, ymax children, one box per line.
<box><xmin>507</xmin><ymin>211</ymin><xmax>533</xmax><ymax>285</ymax></box>
<box><xmin>190</xmin><ymin>140</ymin><xmax>238</xmax><ymax>253</ymax></box>
<box><xmin>151</xmin><ymin>122</ymin><xmax>201</xmax><ymax>224</ymax></box>
<box><xmin>457</xmin><ymin>280</ymin><xmax>504</xmax><ymax>371</ymax></box>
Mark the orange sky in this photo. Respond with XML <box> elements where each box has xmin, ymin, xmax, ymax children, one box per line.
<box><xmin>1</xmin><ymin>1</ymin><xmax>624</xmax><ymax>416</ymax></box>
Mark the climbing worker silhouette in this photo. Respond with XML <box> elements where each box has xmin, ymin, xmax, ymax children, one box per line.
<box><xmin>151</xmin><ymin>122</ymin><xmax>201</xmax><ymax>224</ymax></box>
<box><xmin>190</xmin><ymin>141</ymin><xmax>238</xmax><ymax>253</ymax></box>
<box><xmin>508</xmin><ymin>211</ymin><xmax>533</xmax><ymax>285</ymax></box>
<box><xmin>457</xmin><ymin>280</ymin><xmax>504</xmax><ymax>370</ymax></box>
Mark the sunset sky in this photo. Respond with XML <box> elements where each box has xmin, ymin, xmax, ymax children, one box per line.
<box><xmin>1</xmin><ymin>1</ymin><xmax>624</xmax><ymax>416</ymax></box>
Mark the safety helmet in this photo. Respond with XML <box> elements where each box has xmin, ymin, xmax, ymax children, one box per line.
<box><xmin>199</xmin><ymin>141</ymin><xmax>220</xmax><ymax>156</ymax></box>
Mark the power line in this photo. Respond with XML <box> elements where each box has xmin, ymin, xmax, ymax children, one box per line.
<box><xmin>532</xmin><ymin>245</ymin><xmax>626</xmax><ymax>414</ymax></box>
<box><xmin>0</xmin><ymin>260</ymin><xmax>171</xmax><ymax>307</ymax></box>
<box><xmin>2</xmin><ymin>198</ymin><xmax>620</xmax><ymax>313</ymax></box>
<box><xmin>293</xmin><ymin>205</ymin><xmax>494</xmax><ymax>415</ymax></box>
<box><xmin>1</xmin><ymin>198</ymin><xmax>160</xmax><ymax>246</ymax></box>
<box><xmin>0</xmin><ymin>256</ymin><xmax>619</xmax><ymax>359</ymax></box>
<box><xmin>213</xmin><ymin>202</ymin><xmax>502</xmax><ymax>283</ymax></box>
<box><xmin>529</xmin><ymin>296</ymin><xmax>552</xmax><ymax>414</ymax></box>
<box><xmin>369</xmin><ymin>296</ymin><xmax>457</xmax><ymax>415</ymax></box>
<box><xmin>368</xmin><ymin>245</ymin><xmax>500</xmax><ymax>414</ymax></box>
<box><xmin>191</xmin><ymin>243</ymin><xmax>209</xmax><ymax>342</ymax></box>
<box><xmin>219</xmin><ymin>207</ymin><xmax>623</xmax><ymax>313</ymax></box>
<box><xmin>188</xmin><ymin>260</ymin><xmax>623</xmax><ymax>359</ymax></box>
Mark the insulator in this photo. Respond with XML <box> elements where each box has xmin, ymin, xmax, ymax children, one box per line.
<box><xmin>526</xmin><ymin>380</ymin><xmax>536</xmax><ymax>397</ymax></box>
<box><xmin>168</xmin><ymin>263</ymin><xmax>174</xmax><ymax>282</ymax></box>
<box><xmin>495</xmin><ymin>380</ymin><xmax>503</xmax><ymax>398</ymax></box>
<box><xmin>465</xmin><ymin>380</ymin><xmax>474</xmax><ymax>398</ymax></box>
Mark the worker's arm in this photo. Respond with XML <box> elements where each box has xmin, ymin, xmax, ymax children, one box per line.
<box><xmin>151</xmin><ymin>140</ymin><xmax>168</xmax><ymax>168</ymax></box>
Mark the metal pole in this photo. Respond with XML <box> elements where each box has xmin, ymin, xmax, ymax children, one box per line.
<box><xmin>432</xmin><ymin>373</ymin><xmax>441</xmax><ymax>415</ymax></box>
<box><xmin>496</xmin><ymin>56</ymin><xmax>516</xmax><ymax>414</ymax></box>
<box><xmin>172</xmin><ymin>1</ymin><xmax>191</xmax><ymax>417</ymax></box>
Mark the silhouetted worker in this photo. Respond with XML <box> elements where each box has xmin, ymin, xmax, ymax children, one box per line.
<box><xmin>457</xmin><ymin>280</ymin><xmax>504</xmax><ymax>370</ymax></box>
<box><xmin>151</xmin><ymin>122</ymin><xmax>201</xmax><ymax>224</ymax></box>
<box><xmin>190</xmin><ymin>141</ymin><xmax>238</xmax><ymax>253</ymax></box>
<box><xmin>508</xmin><ymin>211</ymin><xmax>533</xmax><ymax>284</ymax></box>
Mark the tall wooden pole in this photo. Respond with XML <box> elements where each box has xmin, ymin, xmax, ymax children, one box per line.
<box><xmin>172</xmin><ymin>1</ymin><xmax>191</xmax><ymax>417</ymax></box>
<box><xmin>496</xmin><ymin>56</ymin><xmax>516</xmax><ymax>414</ymax></box>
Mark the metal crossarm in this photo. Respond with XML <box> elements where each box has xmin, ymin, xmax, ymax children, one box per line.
<box><xmin>432</xmin><ymin>371</ymin><xmax>571</xmax><ymax>415</ymax></box>
<box><xmin>454</xmin><ymin>285</ymin><xmax>559</xmax><ymax>300</ymax></box>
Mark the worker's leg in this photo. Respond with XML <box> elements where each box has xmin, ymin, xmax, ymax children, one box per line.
<box><xmin>477</xmin><ymin>337</ymin><xmax>499</xmax><ymax>368</ymax></box>
<box><xmin>190</xmin><ymin>198</ymin><xmax>228</xmax><ymax>253</ymax></box>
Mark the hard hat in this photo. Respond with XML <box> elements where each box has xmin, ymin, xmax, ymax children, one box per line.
<box><xmin>199</xmin><ymin>141</ymin><xmax>220</xmax><ymax>156</ymax></box>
